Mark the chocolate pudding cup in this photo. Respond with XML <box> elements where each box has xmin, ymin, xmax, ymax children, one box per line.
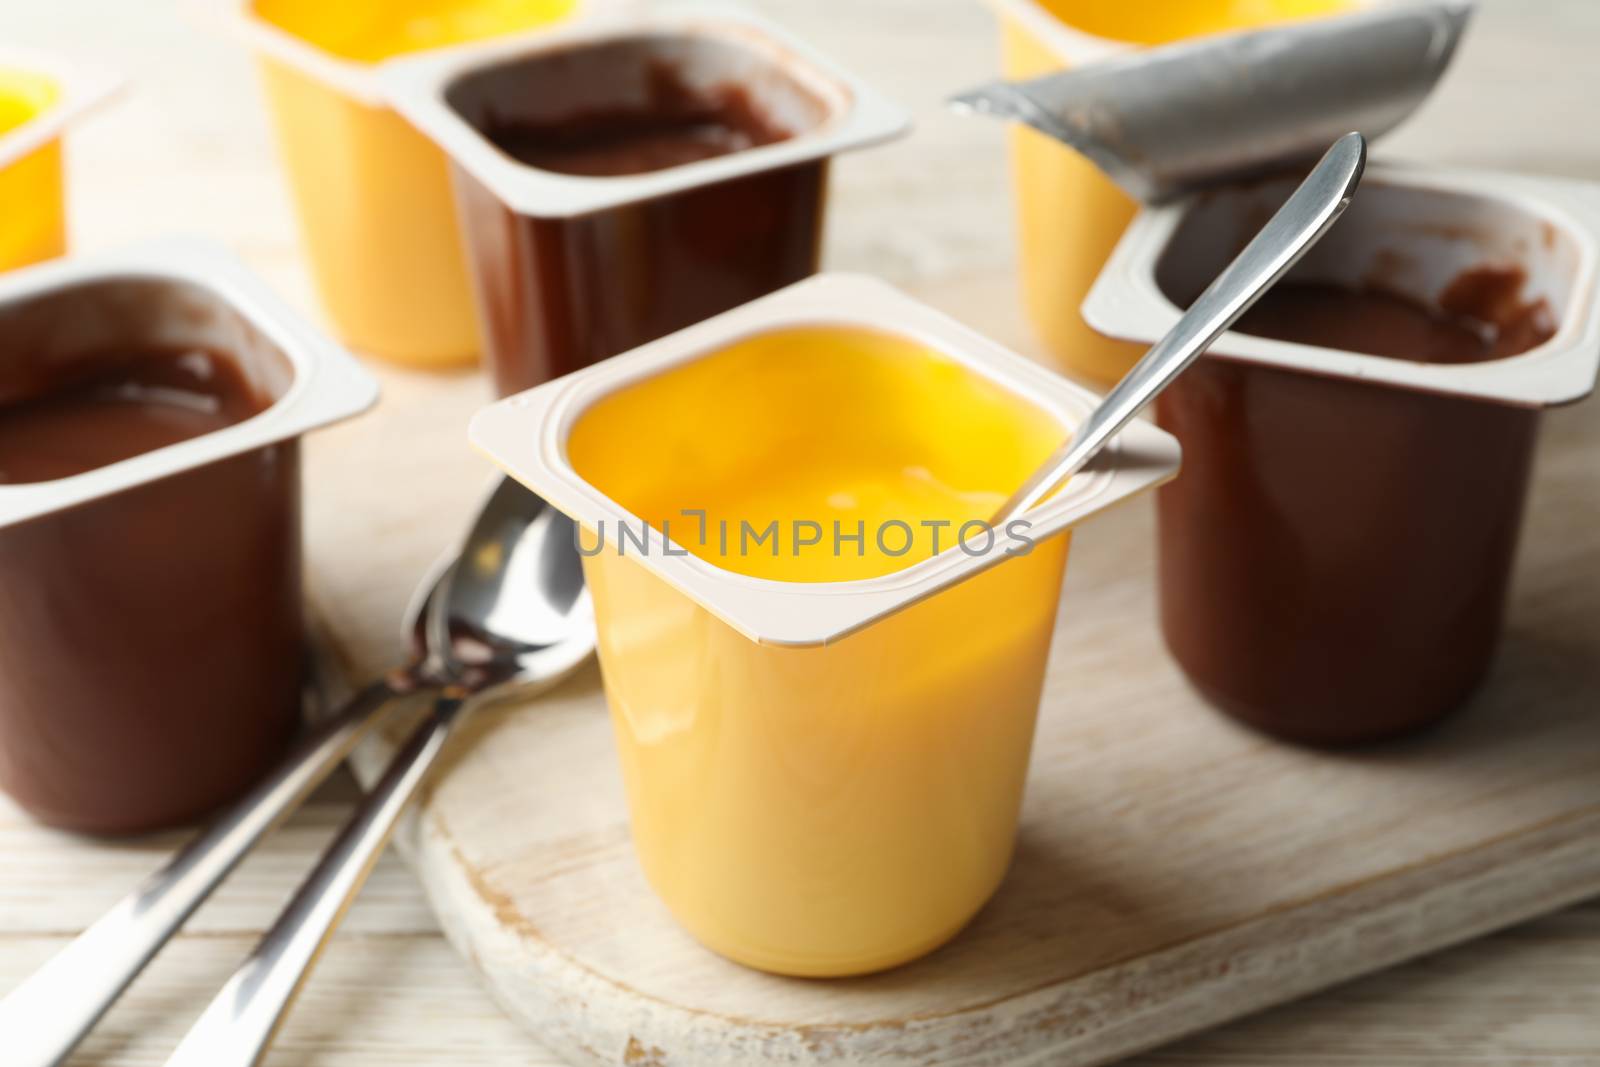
<box><xmin>381</xmin><ymin>8</ymin><xmax>910</xmax><ymax>397</ymax></box>
<box><xmin>0</xmin><ymin>243</ymin><xmax>376</xmax><ymax>834</ymax></box>
<box><xmin>1083</xmin><ymin>165</ymin><xmax>1600</xmax><ymax>745</ymax></box>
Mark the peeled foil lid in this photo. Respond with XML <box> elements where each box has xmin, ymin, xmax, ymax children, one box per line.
<box><xmin>952</xmin><ymin>0</ymin><xmax>1474</xmax><ymax>203</ymax></box>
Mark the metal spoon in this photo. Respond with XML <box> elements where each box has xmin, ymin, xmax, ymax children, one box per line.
<box><xmin>992</xmin><ymin>132</ymin><xmax>1367</xmax><ymax>524</ymax></box>
<box><xmin>164</xmin><ymin>478</ymin><xmax>594</xmax><ymax>1067</ymax></box>
<box><xmin>0</xmin><ymin>554</ymin><xmax>454</xmax><ymax>1067</ymax></box>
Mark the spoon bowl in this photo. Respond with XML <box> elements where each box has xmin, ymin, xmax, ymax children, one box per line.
<box><xmin>431</xmin><ymin>476</ymin><xmax>593</xmax><ymax>683</ymax></box>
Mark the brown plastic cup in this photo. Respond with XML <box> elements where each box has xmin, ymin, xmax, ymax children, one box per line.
<box><xmin>1084</xmin><ymin>164</ymin><xmax>1600</xmax><ymax>745</ymax></box>
<box><xmin>0</xmin><ymin>243</ymin><xmax>376</xmax><ymax>833</ymax></box>
<box><xmin>381</xmin><ymin>6</ymin><xmax>910</xmax><ymax>397</ymax></box>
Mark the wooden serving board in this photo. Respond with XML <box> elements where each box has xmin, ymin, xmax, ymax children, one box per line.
<box><xmin>302</xmin><ymin>276</ymin><xmax>1600</xmax><ymax>1067</ymax></box>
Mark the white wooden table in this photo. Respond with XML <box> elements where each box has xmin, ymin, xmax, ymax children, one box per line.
<box><xmin>1</xmin><ymin>1</ymin><xmax>1597</xmax><ymax>1063</ymax></box>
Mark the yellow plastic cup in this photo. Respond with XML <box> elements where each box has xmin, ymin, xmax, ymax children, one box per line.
<box><xmin>993</xmin><ymin>0</ymin><xmax>1352</xmax><ymax>385</ymax></box>
<box><xmin>224</xmin><ymin>1</ymin><xmax>589</xmax><ymax>369</ymax></box>
<box><xmin>0</xmin><ymin>73</ymin><xmax>63</xmax><ymax>273</ymax></box>
<box><xmin>0</xmin><ymin>54</ymin><xmax>118</xmax><ymax>272</ymax></box>
<box><xmin>471</xmin><ymin>274</ymin><xmax>1180</xmax><ymax>976</ymax></box>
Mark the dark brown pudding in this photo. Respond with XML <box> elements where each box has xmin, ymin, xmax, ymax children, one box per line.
<box><xmin>1232</xmin><ymin>271</ymin><xmax>1556</xmax><ymax>364</ymax></box>
<box><xmin>483</xmin><ymin>66</ymin><xmax>792</xmax><ymax>177</ymax></box>
<box><xmin>0</xmin><ymin>346</ymin><xmax>269</xmax><ymax>484</ymax></box>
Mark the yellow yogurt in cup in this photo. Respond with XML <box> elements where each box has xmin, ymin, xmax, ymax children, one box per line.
<box><xmin>254</xmin><ymin>0</ymin><xmax>577</xmax><ymax>61</ymax></box>
<box><xmin>570</xmin><ymin>327</ymin><xmax>1063</xmax><ymax>581</ymax></box>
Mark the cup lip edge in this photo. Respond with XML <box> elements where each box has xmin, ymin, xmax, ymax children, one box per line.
<box><xmin>1083</xmin><ymin>159</ymin><xmax>1600</xmax><ymax>410</ymax></box>
<box><xmin>375</xmin><ymin>4</ymin><xmax>913</xmax><ymax>220</ymax></box>
<box><xmin>0</xmin><ymin>239</ymin><xmax>379</xmax><ymax>531</ymax></box>
<box><xmin>468</xmin><ymin>272</ymin><xmax>1182</xmax><ymax>648</ymax></box>
<box><xmin>0</xmin><ymin>47</ymin><xmax>124</xmax><ymax>171</ymax></box>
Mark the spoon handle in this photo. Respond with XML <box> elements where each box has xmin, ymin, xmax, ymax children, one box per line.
<box><xmin>0</xmin><ymin>677</ymin><xmax>417</xmax><ymax>1067</ymax></box>
<box><xmin>993</xmin><ymin>131</ymin><xmax>1367</xmax><ymax>524</ymax></box>
<box><xmin>162</xmin><ymin>692</ymin><xmax>468</xmax><ymax>1067</ymax></box>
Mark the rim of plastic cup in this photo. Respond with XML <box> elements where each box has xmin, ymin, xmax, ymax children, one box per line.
<box><xmin>0</xmin><ymin>47</ymin><xmax>123</xmax><ymax>171</ymax></box>
<box><xmin>377</xmin><ymin>3</ymin><xmax>913</xmax><ymax>220</ymax></box>
<box><xmin>470</xmin><ymin>273</ymin><xmax>1182</xmax><ymax>649</ymax></box>
<box><xmin>1084</xmin><ymin>160</ymin><xmax>1600</xmax><ymax>409</ymax></box>
<box><xmin>0</xmin><ymin>239</ymin><xmax>379</xmax><ymax>531</ymax></box>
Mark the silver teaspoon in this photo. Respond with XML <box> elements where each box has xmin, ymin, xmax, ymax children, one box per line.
<box><xmin>164</xmin><ymin>477</ymin><xmax>595</xmax><ymax>1067</ymax></box>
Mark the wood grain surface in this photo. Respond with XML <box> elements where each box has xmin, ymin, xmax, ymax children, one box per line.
<box><xmin>0</xmin><ymin>1</ymin><xmax>1597</xmax><ymax>1065</ymax></box>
